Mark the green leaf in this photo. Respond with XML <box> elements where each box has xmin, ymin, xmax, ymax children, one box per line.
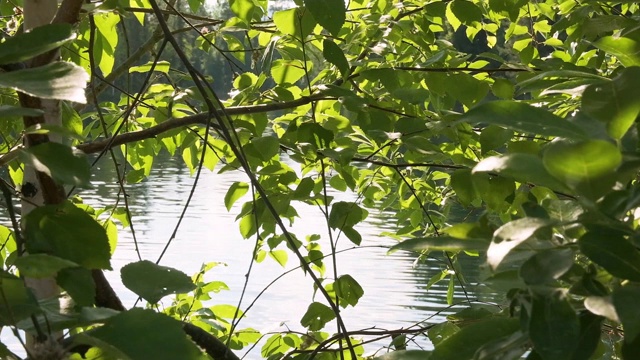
<box><xmin>594</xmin><ymin>36</ymin><xmax>640</xmax><ymax>67</ymax></box>
<box><xmin>450</xmin><ymin>169</ymin><xmax>477</xmax><ymax>206</ymax></box>
<box><xmin>0</xmin><ymin>23</ymin><xmax>75</xmax><ymax>65</ymax></box>
<box><xmin>121</xmin><ymin>260</ymin><xmax>196</xmax><ymax>304</ymax></box>
<box><xmin>24</xmin><ymin>201</ymin><xmax>112</xmax><ymax>270</ymax></box>
<box><xmin>430</xmin><ymin>317</ymin><xmax>519</xmax><ymax>360</ymax></box>
<box><xmin>0</xmin><ymin>105</ymin><xmax>43</xmax><ymax>118</ymax></box>
<box><xmin>543</xmin><ymin>140</ymin><xmax>621</xmax><ymax>200</ymax></box>
<box><xmin>323</xmin><ymin>40</ymin><xmax>349</xmax><ymax>78</ymax></box>
<box><xmin>328</xmin><ymin>201</ymin><xmax>368</xmax><ymax>229</ymax></box>
<box><xmin>129</xmin><ymin>61</ymin><xmax>171</xmax><ymax>74</ymax></box>
<box><xmin>471</xmin><ymin>173</ymin><xmax>515</xmax><ymax>210</ymax></box>
<box><xmin>460</xmin><ymin>101</ymin><xmax>586</xmax><ymax>139</ymax></box>
<box><xmin>0</xmin><ymin>61</ymin><xmax>88</xmax><ymax>103</ymax></box>
<box><xmin>571</xmin><ymin>312</ymin><xmax>603</xmax><ymax>360</ymax></box>
<box><xmin>225</xmin><ymin>182</ymin><xmax>249</xmax><ymax>211</ymax></box>
<box><xmin>584</xmin><ymin>296</ymin><xmax>618</xmax><ymax>322</ymax></box>
<box><xmin>230</xmin><ymin>0</ymin><xmax>262</xmax><ymax>24</ymax></box>
<box><xmin>271</xmin><ymin>59</ymin><xmax>307</xmax><ymax>85</ymax></box>
<box><xmin>373</xmin><ymin>350</ymin><xmax>433</xmax><ymax>360</ymax></box>
<box><xmin>473</xmin><ymin>154</ymin><xmax>570</xmax><ymax>192</ymax></box>
<box><xmin>57</xmin><ymin>267</ymin><xmax>96</xmax><ymax>307</ymax></box>
<box><xmin>487</xmin><ymin>217</ymin><xmax>554</xmax><ymax>270</ymax></box>
<box><xmin>268</xmin><ymin>250</ymin><xmax>288</xmax><ymax>267</ymax></box>
<box><xmin>335</xmin><ymin>274</ymin><xmax>364</xmax><ymax>308</ymax></box>
<box><xmin>77</xmin><ymin>308</ymin><xmax>203</xmax><ymax>360</ymax></box>
<box><xmin>0</xmin><ymin>271</ymin><xmax>39</xmax><ymax>326</ymax></box>
<box><xmin>20</xmin><ymin>142</ymin><xmax>91</xmax><ymax>187</ymax></box>
<box><xmin>479</xmin><ymin>125</ymin><xmax>513</xmax><ymax>154</ymax></box>
<box><xmin>579</xmin><ymin>228</ymin><xmax>640</xmax><ymax>281</ymax></box>
<box><xmin>273</xmin><ymin>7</ymin><xmax>316</xmax><ymax>39</ymax></box>
<box><xmin>613</xmin><ymin>284</ymin><xmax>640</xmax><ymax>343</ymax></box>
<box><xmin>519</xmin><ymin>248</ymin><xmax>574</xmax><ymax>285</ymax></box>
<box><xmin>304</xmin><ymin>0</ymin><xmax>345</xmax><ymax>37</ymax></box>
<box><xmin>427</xmin><ymin>322</ymin><xmax>460</xmax><ymax>346</ymax></box>
<box><xmin>389</xmin><ymin>237</ymin><xmax>489</xmax><ymax>254</ymax></box>
<box><xmin>300</xmin><ymin>302</ymin><xmax>335</xmax><ymax>331</ymax></box>
<box><xmin>450</xmin><ymin>0</ymin><xmax>483</xmax><ymax>26</ymax></box>
<box><xmin>529</xmin><ymin>290</ymin><xmax>580</xmax><ymax>360</ymax></box>
<box><xmin>582</xmin><ymin>67</ymin><xmax>640</xmax><ymax>140</ymax></box>
<box><xmin>298</xmin><ymin>122</ymin><xmax>334</xmax><ymax>150</ymax></box>
<box><xmin>13</xmin><ymin>254</ymin><xmax>77</xmax><ymax>278</ymax></box>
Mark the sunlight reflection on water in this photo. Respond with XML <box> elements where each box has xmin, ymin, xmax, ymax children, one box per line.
<box><xmin>1</xmin><ymin>155</ymin><xmax>501</xmax><ymax>358</ymax></box>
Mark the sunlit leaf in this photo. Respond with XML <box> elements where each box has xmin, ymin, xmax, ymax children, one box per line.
<box><xmin>121</xmin><ymin>260</ymin><xmax>196</xmax><ymax>304</ymax></box>
<box><xmin>24</xmin><ymin>202</ymin><xmax>111</xmax><ymax>270</ymax></box>
<box><xmin>225</xmin><ymin>182</ymin><xmax>249</xmax><ymax>211</ymax></box>
<box><xmin>487</xmin><ymin>217</ymin><xmax>554</xmax><ymax>270</ymax></box>
<box><xmin>0</xmin><ymin>62</ymin><xmax>88</xmax><ymax>103</ymax></box>
<box><xmin>582</xmin><ymin>67</ymin><xmax>640</xmax><ymax>140</ymax></box>
<box><xmin>543</xmin><ymin>140</ymin><xmax>621</xmax><ymax>200</ymax></box>
<box><xmin>594</xmin><ymin>35</ymin><xmax>640</xmax><ymax>67</ymax></box>
<box><xmin>473</xmin><ymin>154</ymin><xmax>570</xmax><ymax>192</ymax></box>
<box><xmin>273</xmin><ymin>7</ymin><xmax>316</xmax><ymax>39</ymax></box>
<box><xmin>460</xmin><ymin>101</ymin><xmax>586</xmax><ymax>139</ymax></box>
<box><xmin>20</xmin><ymin>142</ymin><xmax>91</xmax><ymax>187</ymax></box>
<box><xmin>389</xmin><ymin>237</ymin><xmax>489</xmax><ymax>254</ymax></box>
<box><xmin>0</xmin><ymin>23</ymin><xmax>75</xmax><ymax>65</ymax></box>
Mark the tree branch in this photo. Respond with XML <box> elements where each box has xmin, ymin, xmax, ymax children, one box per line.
<box><xmin>75</xmin><ymin>95</ymin><xmax>328</xmax><ymax>154</ymax></box>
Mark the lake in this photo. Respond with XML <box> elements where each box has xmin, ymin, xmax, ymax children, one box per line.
<box><xmin>2</xmin><ymin>154</ymin><xmax>500</xmax><ymax>358</ymax></box>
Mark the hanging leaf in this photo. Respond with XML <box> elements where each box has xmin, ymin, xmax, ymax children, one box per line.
<box><xmin>20</xmin><ymin>142</ymin><xmax>91</xmax><ymax>187</ymax></box>
<box><xmin>57</xmin><ymin>267</ymin><xmax>96</xmax><ymax>307</ymax></box>
<box><xmin>76</xmin><ymin>308</ymin><xmax>203</xmax><ymax>360</ymax></box>
<box><xmin>224</xmin><ymin>182</ymin><xmax>249</xmax><ymax>211</ymax></box>
<box><xmin>529</xmin><ymin>290</ymin><xmax>580</xmax><ymax>360</ymax></box>
<box><xmin>473</xmin><ymin>153</ymin><xmax>570</xmax><ymax>192</ymax></box>
<box><xmin>582</xmin><ymin>67</ymin><xmax>640</xmax><ymax>140</ymax></box>
<box><xmin>13</xmin><ymin>254</ymin><xmax>77</xmax><ymax>279</ymax></box>
<box><xmin>613</xmin><ymin>284</ymin><xmax>640</xmax><ymax>343</ymax></box>
<box><xmin>300</xmin><ymin>302</ymin><xmax>335</xmax><ymax>331</ymax></box>
<box><xmin>121</xmin><ymin>260</ymin><xmax>196</xmax><ymax>304</ymax></box>
<box><xmin>487</xmin><ymin>217</ymin><xmax>554</xmax><ymax>270</ymax></box>
<box><xmin>24</xmin><ymin>201</ymin><xmax>112</xmax><ymax>270</ymax></box>
<box><xmin>0</xmin><ymin>62</ymin><xmax>88</xmax><ymax>103</ymax></box>
<box><xmin>543</xmin><ymin>140</ymin><xmax>621</xmax><ymax>200</ymax></box>
<box><xmin>430</xmin><ymin>317</ymin><xmax>519</xmax><ymax>360</ymax></box>
<box><xmin>579</xmin><ymin>227</ymin><xmax>640</xmax><ymax>281</ymax></box>
<box><xmin>0</xmin><ymin>23</ymin><xmax>75</xmax><ymax>65</ymax></box>
<box><xmin>273</xmin><ymin>7</ymin><xmax>316</xmax><ymax>39</ymax></box>
<box><xmin>389</xmin><ymin>237</ymin><xmax>489</xmax><ymax>254</ymax></box>
<box><xmin>594</xmin><ymin>35</ymin><xmax>640</xmax><ymax>67</ymax></box>
<box><xmin>271</xmin><ymin>59</ymin><xmax>307</xmax><ymax>85</ymax></box>
<box><xmin>0</xmin><ymin>271</ymin><xmax>39</xmax><ymax>326</ymax></box>
<box><xmin>323</xmin><ymin>39</ymin><xmax>349</xmax><ymax>78</ymax></box>
<box><xmin>304</xmin><ymin>0</ymin><xmax>345</xmax><ymax>37</ymax></box>
<box><xmin>519</xmin><ymin>248</ymin><xmax>575</xmax><ymax>285</ymax></box>
<box><xmin>460</xmin><ymin>101</ymin><xmax>586</xmax><ymax>139</ymax></box>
